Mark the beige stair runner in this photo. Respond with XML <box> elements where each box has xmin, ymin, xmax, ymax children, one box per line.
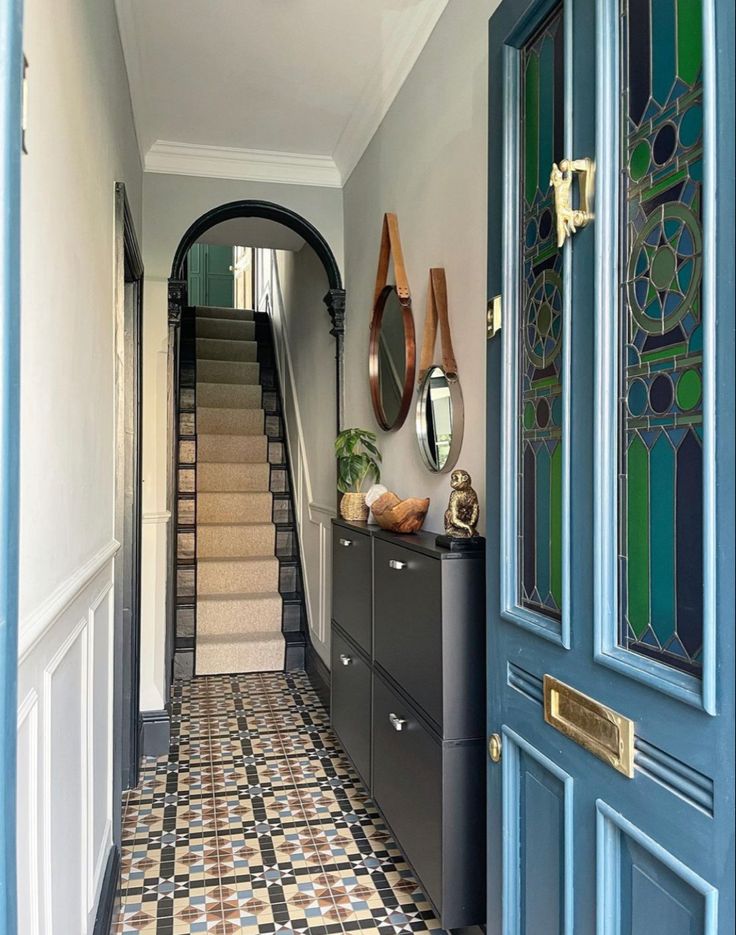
<box><xmin>194</xmin><ymin>306</ymin><xmax>285</xmax><ymax>674</ymax></box>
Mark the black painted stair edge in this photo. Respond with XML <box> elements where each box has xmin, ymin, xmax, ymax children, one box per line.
<box><xmin>258</xmin><ymin>311</ymin><xmax>308</xmax><ymax>671</ymax></box>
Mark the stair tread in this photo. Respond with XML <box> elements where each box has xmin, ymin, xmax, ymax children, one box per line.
<box><xmin>197</xmin><ymin>631</ymin><xmax>285</xmax><ymax>645</ymax></box>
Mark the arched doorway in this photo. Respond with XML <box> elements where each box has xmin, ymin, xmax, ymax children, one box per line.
<box><xmin>168</xmin><ymin>199</ymin><xmax>345</xmax><ymax>430</ymax></box>
<box><xmin>164</xmin><ymin>199</ymin><xmax>345</xmax><ymax>691</ymax></box>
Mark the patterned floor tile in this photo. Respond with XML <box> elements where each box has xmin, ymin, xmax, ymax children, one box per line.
<box><xmin>112</xmin><ymin>672</ymin><xmax>448</xmax><ymax>934</ymax></box>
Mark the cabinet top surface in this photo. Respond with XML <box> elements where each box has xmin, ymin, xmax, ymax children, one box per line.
<box><xmin>332</xmin><ymin>518</ymin><xmax>484</xmax><ymax>560</ymax></box>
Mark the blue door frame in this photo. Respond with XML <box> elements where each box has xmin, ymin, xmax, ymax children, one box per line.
<box><xmin>0</xmin><ymin>0</ymin><xmax>22</xmax><ymax>932</ymax></box>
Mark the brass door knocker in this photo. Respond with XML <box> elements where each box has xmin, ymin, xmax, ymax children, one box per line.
<box><xmin>550</xmin><ymin>157</ymin><xmax>594</xmax><ymax>247</ymax></box>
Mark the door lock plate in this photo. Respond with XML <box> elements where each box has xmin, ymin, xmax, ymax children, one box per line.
<box><xmin>543</xmin><ymin>675</ymin><xmax>635</xmax><ymax>778</ymax></box>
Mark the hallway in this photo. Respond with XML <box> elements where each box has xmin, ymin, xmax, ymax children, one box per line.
<box><xmin>113</xmin><ymin>673</ymin><xmax>444</xmax><ymax>934</ymax></box>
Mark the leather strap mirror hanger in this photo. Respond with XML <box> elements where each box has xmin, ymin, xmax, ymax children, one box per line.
<box><xmin>368</xmin><ymin>213</ymin><xmax>417</xmax><ymax>431</ymax></box>
<box><xmin>415</xmin><ymin>267</ymin><xmax>464</xmax><ymax>473</ymax></box>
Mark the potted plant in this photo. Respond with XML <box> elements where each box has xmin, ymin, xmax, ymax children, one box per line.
<box><xmin>335</xmin><ymin>428</ymin><xmax>382</xmax><ymax>522</ymax></box>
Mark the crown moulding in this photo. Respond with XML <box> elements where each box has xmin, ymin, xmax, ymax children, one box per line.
<box><xmin>144</xmin><ymin>140</ymin><xmax>343</xmax><ymax>188</ymax></box>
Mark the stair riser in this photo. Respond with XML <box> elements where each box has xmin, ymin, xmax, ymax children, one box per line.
<box><xmin>197</xmin><ymin>360</ymin><xmax>259</xmax><ymax>385</ymax></box>
<box><xmin>196</xmin><ymin>307</ymin><xmax>254</xmax><ymax>321</ymax></box>
<box><xmin>198</xmin><ymin>493</ymin><xmax>272</xmax><ymax>523</ymax></box>
<box><xmin>196</xmin><ymin>319</ymin><xmax>255</xmax><ymax>341</ymax></box>
<box><xmin>198</xmin><ymin>560</ymin><xmax>279</xmax><ymax>594</ymax></box>
<box><xmin>196</xmin><ymin>637</ymin><xmax>284</xmax><ymax>675</ymax></box>
<box><xmin>198</xmin><ymin>435</ymin><xmax>268</xmax><ymax>463</ymax></box>
<box><xmin>196</xmin><ymin>338</ymin><xmax>258</xmax><ymax>362</ymax></box>
<box><xmin>197</xmin><ymin>597</ymin><xmax>282</xmax><ymax>635</ymax></box>
<box><xmin>197</xmin><ymin>382</ymin><xmax>261</xmax><ymax>409</ymax></box>
<box><xmin>197</xmin><ymin>524</ymin><xmax>275</xmax><ymax>558</ymax></box>
<box><xmin>198</xmin><ymin>462</ymin><xmax>270</xmax><ymax>493</ymax></box>
<box><xmin>197</xmin><ymin>408</ymin><xmax>264</xmax><ymax>435</ymax></box>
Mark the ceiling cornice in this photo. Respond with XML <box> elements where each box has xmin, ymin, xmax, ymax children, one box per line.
<box><xmin>144</xmin><ymin>141</ymin><xmax>343</xmax><ymax>189</ymax></box>
<box><xmin>332</xmin><ymin>0</ymin><xmax>449</xmax><ymax>183</ymax></box>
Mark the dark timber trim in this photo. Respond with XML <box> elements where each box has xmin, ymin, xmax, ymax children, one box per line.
<box><xmin>139</xmin><ymin>709</ymin><xmax>171</xmax><ymax>758</ymax></box>
<box><xmin>92</xmin><ymin>845</ymin><xmax>120</xmax><ymax>935</ymax></box>
<box><xmin>305</xmin><ymin>630</ymin><xmax>331</xmax><ymax>712</ymax></box>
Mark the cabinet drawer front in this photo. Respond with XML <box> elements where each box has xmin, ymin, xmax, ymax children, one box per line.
<box><xmin>332</xmin><ymin>526</ymin><xmax>372</xmax><ymax>653</ymax></box>
<box><xmin>373</xmin><ymin>539</ymin><xmax>442</xmax><ymax>728</ymax></box>
<box><xmin>331</xmin><ymin>629</ymin><xmax>371</xmax><ymax>785</ymax></box>
<box><xmin>372</xmin><ymin>673</ymin><xmax>442</xmax><ymax>911</ymax></box>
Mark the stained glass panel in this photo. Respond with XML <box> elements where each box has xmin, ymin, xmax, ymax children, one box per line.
<box><xmin>619</xmin><ymin>0</ymin><xmax>704</xmax><ymax>674</ymax></box>
<box><xmin>518</xmin><ymin>6</ymin><xmax>565</xmax><ymax>621</ymax></box>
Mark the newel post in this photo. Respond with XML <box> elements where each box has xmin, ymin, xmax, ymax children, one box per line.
<box><xmin>325</xmin><ymin>288</ymin><xmax>346</xmax><ymax>435</ymax></box>
<box><xmin>164</xmin><ymin>279</ymin><xmax>186</xmax><ymax>695</ymax></box>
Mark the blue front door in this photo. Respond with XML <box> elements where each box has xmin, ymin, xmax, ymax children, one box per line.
<box><xmin>486</xmin><ymin>1</ymin><xmax>735</xmax><ymax>932</ymax></box>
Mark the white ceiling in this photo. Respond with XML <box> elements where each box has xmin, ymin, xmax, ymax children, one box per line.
<box><xmin>115</xmin><ymin>0</ymin><xmax>448</xmax><ymax>185</ymax></box>
<box><xmin>197</xmin><ymin>218</ymin><xmax>305</xmax><ymax>252</ymax></box>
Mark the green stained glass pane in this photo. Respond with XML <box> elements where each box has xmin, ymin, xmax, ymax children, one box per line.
<box><xmin>619</xmin><ymin>0</ymin><xmax>704</xmax><ymax>675</ymax></box>
<box><xmin>518</xmin><ymin>5</ymin><xmax>564</xmax><ymax>621</ymax></box>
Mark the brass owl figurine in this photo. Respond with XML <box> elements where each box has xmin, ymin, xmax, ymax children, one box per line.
<box><xmin>444</xmin><ymin>469</ymin><xmax>479</xmax><ymax>538</ymax></box>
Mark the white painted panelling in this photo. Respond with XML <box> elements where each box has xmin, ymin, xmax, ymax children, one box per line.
<box><xmin>88</xmin><ymin>587</ymin><xmax>114</xmax><ymax>909</ymax></box>
<box><xmin>17</xmin><ymin>557</ymin><xmax>116</xmax><ymax>935</ymax></box>
<box><xmin>17</xmin><ymin>691</ymin><xmax>40</xmax><ymax>935</ymax></box>
<box><xmin>44</xmin><ymin>617</ymin><xmax>88</xmax><ymax>934</ymax></box>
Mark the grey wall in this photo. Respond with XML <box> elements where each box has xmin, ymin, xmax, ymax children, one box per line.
<box><xmin>263</xmin><ymin>246</ymin><xmax>337</xmax><ymax>665</ymax></box>
<box><xmin>342</xmin><ymin>0</ymin><xmax>500</xmax><ymax>533</ymax></box>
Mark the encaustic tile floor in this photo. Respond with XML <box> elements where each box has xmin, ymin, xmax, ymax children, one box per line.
<box><xmin>112</xmin><ymin>671</ymin><xmax>446</xmax><ymax>935</ymax></box>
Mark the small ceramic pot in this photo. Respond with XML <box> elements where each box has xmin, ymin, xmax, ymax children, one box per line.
<box><xmin>340</xmin><ymin>492</ymin><xmax>369</xmax><ymax>522</ymax></box>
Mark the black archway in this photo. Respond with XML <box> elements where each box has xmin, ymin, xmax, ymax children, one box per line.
<box><xmin>164</xmin><ymin>199</ymin><xmax>345</xmax><ymax>697</ymax></box>
<box><xmin>167</xmin><ymin>199</ymin><xmax>345</xmax><ymax>430</ymax></box>
<box><xmin>170</xmin><ymin>199</ymin><xmax>343</xmax><ymax>292</ymax></box>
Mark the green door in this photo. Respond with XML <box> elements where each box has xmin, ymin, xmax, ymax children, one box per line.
<box><xmin>187</xmin><ymin>244</ymin><xmax>234</xmax><ymax>307</ymax></box>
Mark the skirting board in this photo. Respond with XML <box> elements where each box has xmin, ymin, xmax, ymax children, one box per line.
<box><xmin>92</xmin><ymin>845</ymin><xmax>120</xmax><ymax>935</ymax></box>
<box><xmin>305</xmin><ymin>632</ymin><xmax>331</xmax><ymax>712</ymax></box>
<box><xmin>139</xmin><ymin>709</ymin><xmax>171</xmax><ymax>758</ymax></box>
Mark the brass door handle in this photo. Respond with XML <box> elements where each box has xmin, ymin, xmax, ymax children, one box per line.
<box><xmin>488</xmin><ymin>732</ymin><xmax>502</xmax><ymax>763</ymax></box>
<box><xmin>550</xmin><ymin>157</ymin><xmax>595</xmax><ymax>247</ymax></box>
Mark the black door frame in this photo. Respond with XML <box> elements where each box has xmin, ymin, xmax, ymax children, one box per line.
<box><xmin>112</xmin><ymin>182</ymin><xmax>144</xmax><ymax>819</ymax></box>
<box><xmin>164</xmin><ymin>199</ymin><xmax>345</xmax><ymax>698</ymax></box>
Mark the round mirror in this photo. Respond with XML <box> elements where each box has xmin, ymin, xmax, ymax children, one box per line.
<box><xmin>369</xmin><ymin>285</ymin><xmax>416</xmax><ymax>431</ymax></box>
<box><xmin>415</xmin><ymin>365</ymin><xmax>464</xmax><ymax>473</ymax></box>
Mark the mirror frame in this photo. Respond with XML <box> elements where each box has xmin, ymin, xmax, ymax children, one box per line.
<box><xmin>369</xmin><ymin>284</ymin><xmax>416</xmax><ymax>431</ymax></box>
<box><xmin>415</xmin><ymin>364</ymin><xmax>464</xmax><ymax>473</ymax></box>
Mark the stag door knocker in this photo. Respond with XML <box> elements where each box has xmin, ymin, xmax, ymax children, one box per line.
<box><xmin>550</xmin><ymin>157</ymin><xmax>594</xmax><ymax>247</ymax></box>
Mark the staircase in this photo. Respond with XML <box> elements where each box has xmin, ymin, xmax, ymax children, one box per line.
<box><xmin>182</xmin><ymin>305</ymin><xmax>305</xmax><ymax>675</ymax></box>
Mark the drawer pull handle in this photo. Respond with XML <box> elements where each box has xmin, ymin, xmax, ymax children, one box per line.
<box><xmin>339</xmin><ymin>538</ymin><xmax>353</xmax><ymax>547</ymax></box>
<box><xmin>339</xmin><ymin>654</ymin><xmax>352</xmax><ymax>666</ymax></box>
<box><xmin>389</xmin><ymin>712</ymin><xmax>407</xmax><ymax>732</ymax></box>
<box><xmin>389</xmin><ymin>560</ymin><xmax>407</xmax><ymax>570</ymax></box>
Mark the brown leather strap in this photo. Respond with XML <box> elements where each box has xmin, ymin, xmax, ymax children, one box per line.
<box><xmin>373</xmin><ymin>213</ymin><xmax>410</xmax><ymax>307</ymax></box>
<box><xmin>418</xmin><ymin>268</ymin><xmax>457</xmax><ymax>386</ymax></box>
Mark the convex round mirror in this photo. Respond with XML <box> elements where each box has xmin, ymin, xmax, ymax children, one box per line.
<box><xmin>369</xmin><ymin>285</ymin><xmax>416</xmax><ymax>431</ymax></box>
<box><xmin>416</xmin><ymin>365</ymin><xmax>464</xmax><ymax>472</ymax></box>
